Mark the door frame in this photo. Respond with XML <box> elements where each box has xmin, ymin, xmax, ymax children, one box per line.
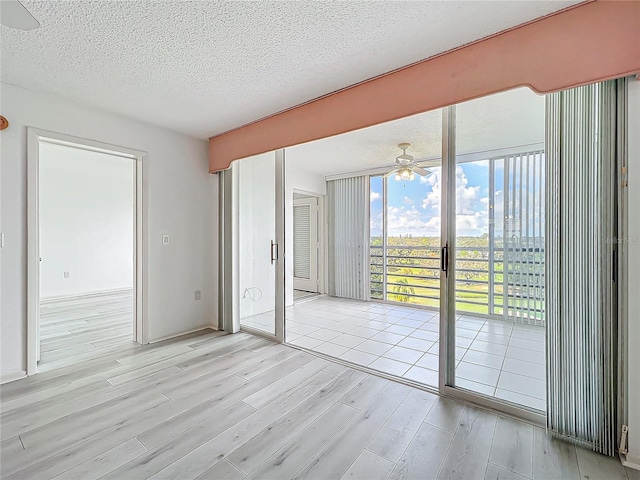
<box><xmin>26</xmin><ymin>128</ymin><xmax>148</xmax><ymax>375</ymax></box>
<box><xmin>292</xmin><ymin>189</ymin><xmax>327</xmax><ymax>297</ymax></box>
<box><xmin>275</xmin><ymin>149</ymin><xmax>285</xmax><ymax>342</ymax></box>
<box><xmin>292</xmin><ymin>194</ymin><xmax>320</xmax><ymax>294</ymax></box>
<box><xmin>228</xmin><ymin>149</ymin><xmax>286</xmax><ymax>343</ymax></box>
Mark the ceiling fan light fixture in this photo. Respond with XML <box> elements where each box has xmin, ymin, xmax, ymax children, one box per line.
<box><xmin>386</xmin><ymin>143</ymin><xmax>432</xmax><ymax>182</ymax></box>
<box><xmin>396</xmin><ymin>167</ymin><xmax>413</xmax><ymax>181</ymax></box>
<box><xmin>396</xmin><ymin>143</ymin><xmax>414</xmax><ymax>165</ymax></box>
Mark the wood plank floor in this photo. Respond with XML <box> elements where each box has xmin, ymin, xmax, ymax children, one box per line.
<box><xmin>2</xmin><ymin>301</ymin><xmax>637</xmax><ymax>479</ymax></box>
<box><xmin>38</xmin><ymin>290</ymin><xmax>134</xmax><ymax>371</ymax></box>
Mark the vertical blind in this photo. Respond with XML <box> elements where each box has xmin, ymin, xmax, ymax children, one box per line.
<box><xmin>327</xmin><ymin>176</ymin><xmax>368</xmax><ymax>300</ymax></box>
<box><xmin>500</xmin><ymin>151</ymin><xmax>546</xmax><ymax>326</ymax></box>
<box><xmin>545</xmin><ymin>78</ymin><xmax>627</xmax><ymax>456</ymax></box>
<box><xmin>293</xmin><ymin>204</ymin><xmax>311</xmax><ymax>280</ymax></box>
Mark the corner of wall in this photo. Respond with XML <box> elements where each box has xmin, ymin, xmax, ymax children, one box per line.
<box><xmin>625</xmin><ymin>77</ymin><xmax>640</xmax><ymax>466</ymax></box>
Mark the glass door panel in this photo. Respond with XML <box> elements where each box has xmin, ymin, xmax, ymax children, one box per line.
<box><xmin>449</xmin><ymin>88</ymin><xmax>547</xmax><ymax>412</ymax></box>
<box><xmin>235</xmin><ymin>151</ymin><xmax>284</xmax><ymax>338</ymax></box>
<box><xmin>369</xmin><ymin>176</ymin><xmax>384</xmax><ymax>301</ymax></box>
<box><xmin>385</xmin><ymin>172</ymin><xmax>442</xmax><ymax>309</ymax></box>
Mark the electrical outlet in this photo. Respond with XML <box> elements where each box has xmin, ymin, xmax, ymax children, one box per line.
<box><xmin>194</xmin><ymin>290</ymin><xmax>201</xmax><ymax>301</ymax></box>
<box><xmin>63</xmin><ymin>271</ymin><xmax>70</xmax><ymax>279</ymax></box>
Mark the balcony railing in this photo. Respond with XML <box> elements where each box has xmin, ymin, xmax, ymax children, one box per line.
<box><xmin>370</xmin><ymin>242</ymin><xmax>545</xmax><ymax>326</ymax></box>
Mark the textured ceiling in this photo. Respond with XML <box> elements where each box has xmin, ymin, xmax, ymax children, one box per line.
<box><xmin>2</xmin><ymin>1</ymin><xmax>578</xmax><ymax>139</ymax></box>
<box><xmin>286</xmin><ymin>87</ymin><xmax>545</xmax><ymax>177</ymax></box>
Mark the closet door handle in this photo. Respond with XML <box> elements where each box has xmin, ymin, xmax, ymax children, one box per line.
<box><xmin>441</xmin><ymin>244</ymin><xmax>448</xmax><ymax>275</ymax></box>
<box><xmin>271</xmin><ymin>240</ymin><xmax>278</xmax><ymax>264</ymax></box>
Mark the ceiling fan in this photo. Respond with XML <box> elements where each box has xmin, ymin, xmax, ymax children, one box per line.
<box><xmin>384</xmin><ymin>143</ymin><xmax>431</xmax><ymax>181</ymax></box>
<box><xmin>1</xmin><ymin>0</ymin><xmax>40</xmax><ymax>31</ymax></box>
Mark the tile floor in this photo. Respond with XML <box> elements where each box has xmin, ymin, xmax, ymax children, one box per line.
<box><xmin>293</xmin><ymin>289</ymin><xmax>320</xmax><ymax>301</ymax></box>
<box><xmin>282</xmin><ymin>295</ymin><xmax>546</xmax><ymax>411</ymax></box>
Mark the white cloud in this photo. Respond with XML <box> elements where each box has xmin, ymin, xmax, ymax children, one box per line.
<box><xmin>387</xmin><ymin>205</ymin><xmax>440</xmax><ymax>236</ymax></box>
<box><xmin>370</xmin><ymin>211</ymin><xmax>383</xmax><ymax>235</ymax></box>
<box><xmin>370</xmin><ymin>191</ymin><xmax>381</xmax><ymax>202</ymax></box>
<box><xmin>455</xmin><ymin>166</ymin><xmax>481</xmax><ymax>214</ymax></box>
<box><xmin>421</xmin><ymin>166</ymin><xmax>441</xmax><ymax>210</ymax></box>
<box><xmin>421</xmin><ymin>166</ymin><xmax>480</xmax><ymax>215</ymax></box>
<box><xmin>424</xmin><ymin>216</ymin><xmax>441</xmax><ymax>230</ymax></box>
<box><xmin>370</xmin><ymin>163</ymin><xmax>499</xmax><ymax>237</ymax></box>
<box><xmin>456</xmin><ymin>212</ymin><xmax>488</xmax><ymax>236</ymax></box>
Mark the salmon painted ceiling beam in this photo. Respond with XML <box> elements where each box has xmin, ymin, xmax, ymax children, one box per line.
<box><xmin>209</xmin><ymin>0</ymin><xmax>640</xmax><ymax>173</ymax></box>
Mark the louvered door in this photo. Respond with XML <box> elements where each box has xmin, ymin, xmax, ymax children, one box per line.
<box><xmin>293</xmin><ymin>197</ymin><xmax>318</xmax><ymax>292</ymax></box>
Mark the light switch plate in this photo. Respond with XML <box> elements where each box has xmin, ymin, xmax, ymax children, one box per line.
<box><xmin>162</xmin><ymin>234</ymin><xmax>170</xmax><ymax>245</ymax></box>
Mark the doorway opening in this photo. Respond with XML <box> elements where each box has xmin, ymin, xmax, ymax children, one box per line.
<box><xmin>27</xmin><ymin>129</ymin><xmax>146</xmax><ymax>374</ymax></box>
<box><xmin>283</xmin><ymin>107</ymin><xmax>444</xmax><ymax>383</ymax></box>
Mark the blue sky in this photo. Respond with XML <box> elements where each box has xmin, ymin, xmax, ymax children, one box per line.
<box><xmin>371</xmin><ymin>162</ymin><xmax>503</xmax><ymax>238</ymax></box>
<box><xmin>371</xmin><ymin>158</ymin><xmax>545</xmax><ymax>239</ymax></box>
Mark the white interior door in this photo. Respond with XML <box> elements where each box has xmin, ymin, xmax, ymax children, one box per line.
<box><xmin>293</xmin><ymin>197</ymin><xmax>318</xmax><ymax>293</ymax></box>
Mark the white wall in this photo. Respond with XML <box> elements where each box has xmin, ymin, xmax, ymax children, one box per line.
<box><xmin>0</xmin><ymin>83</ymin><xmax>217</xmax><ymax>380</ymax></box>
<box><xmin>626</xmin><ymin>79</ymin><xmax>640</xmax><ymax>466</ymax></box>
<box><xmin>39</xmin><ymin>143</ymin><xmax>134</xmax><ymax>298</ymax></box>
<box><xmin>237</xmin><ymin>153</ymin><xmax>277</xmax><ymax>319</ymax></box>
<box><xmin>285</xmin><ymin>160</ymin><xmax>327</xmax><ymax>307</ymax></box>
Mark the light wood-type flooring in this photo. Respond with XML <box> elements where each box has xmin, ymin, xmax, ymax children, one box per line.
<box><xmin>1</xmin><ymin>297</ymin><xmax>638</xmax><ymax>479</ymax></box>
<box><xmin>38</xmin><ymin>290</ymin><xmax>134</xmax><ymax>371</ymax></box>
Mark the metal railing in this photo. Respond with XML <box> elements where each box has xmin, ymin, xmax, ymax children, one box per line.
<box><xmin>370</xmin><ymin>243</ymin><xmax>545</xmax><ymax>325</ymax></box>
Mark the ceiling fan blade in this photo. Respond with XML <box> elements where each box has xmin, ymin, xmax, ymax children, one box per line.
<box><xmin>1</xmin><ymin>0</ymin><xmax>40</xmax><ymax>31</ymax></box>
<box><xmin>413</xmin><ymin>166</ymin><xmax>432</xmax><ymax>177</ymax></box>
<box><xmin>383</xmin><ymin>169</ymin><xmax>399</xmax><ymax>178</ymax></box>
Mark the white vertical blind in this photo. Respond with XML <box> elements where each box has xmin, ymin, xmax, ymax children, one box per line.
<box><xmin>327</xmin><ymin>176</ymin><xmax>368</xmax><ymax>300</ymax></box>
<box><xmin>545</xmin><ymin>78</ymin><xmax>626</xmax><ymax>456</ymax></box>
<box><xmin>293</xmin><ymin>204</ymin><xmax>311</xmax><ymax>280</ymax></box>
<box><xmin>501</xmin><ymin>151</ymin><xmax>546</xmax><ymax>325</ymax></box>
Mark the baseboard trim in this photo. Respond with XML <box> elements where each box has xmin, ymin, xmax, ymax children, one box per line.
<box><xmin>1</xmin><ymin>370</ymin><xmax>27</xmax><ymax>385</ymax></box>
<box><xmin>621</xmin><ymin>451</ymin><xmax>640</xmax><ymax>471</ymax></box>
<box><xmin>41</xmin><ymin>287</ymin><xmax>133</xmax><ymax>304</ymax></box>
<box><xmin>148</xmin><ymin>326</ymin><xmax>218</xmax><ymax>344</ymax></box>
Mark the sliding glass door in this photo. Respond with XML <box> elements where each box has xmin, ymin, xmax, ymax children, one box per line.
<box><xmin>220</xmin><ymin>81</ymin><xmax>625</xmax><ymax>436</ymax></box>
<box><xmin>234</xmin><ymin>151</ymin><xmax>285</xmax><ymax>340</ymax></box>
<box><xmin>443</xmin><ymin>88</ymin><xmax>547</xmax><ymax>415</ymax></box>
<box><xmin>223</xmin><ymin>91</ymin><xmax>547</xmax><ymax>416</ymax></box>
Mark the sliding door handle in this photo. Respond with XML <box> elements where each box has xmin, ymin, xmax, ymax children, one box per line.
<box><xmin>441</xmin><ymin>244</ymin><xmax>448</xmax><ymax>275</ymax></box>
<box><xmin>271</xmin><ymin>240</ymin><xmax>279</xmax><ymax>264</ymax></box>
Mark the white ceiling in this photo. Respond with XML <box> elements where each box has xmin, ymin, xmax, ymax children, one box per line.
<box><xmin>2</xmin><ymin>1</ymin><xmax>578</xmax><ymax>139</ymax></box>
<box><xmin>286</xmin><ymin>87</ymin><xmax>545</xmax><ymax>177</ymax></box>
